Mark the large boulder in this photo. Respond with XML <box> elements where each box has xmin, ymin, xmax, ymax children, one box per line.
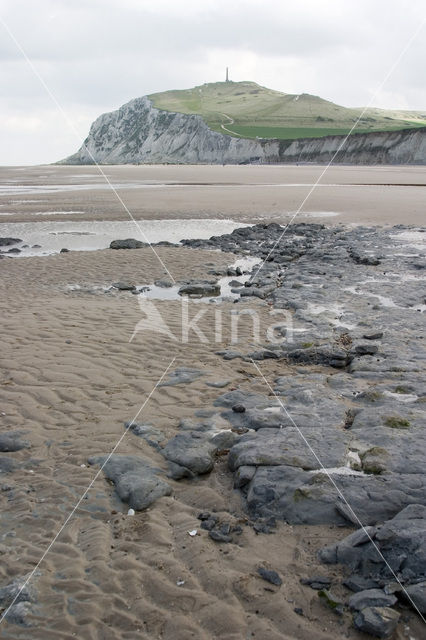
<box><xmin>353</xmin><ymin>607</ymin><xmax>400</xmax><ymax>638</ymax></box>
<box><xmin>228</xmin><ymin>427</ymin><xmax>347</xmax><ymax>472</ymax></box>
<box><xmin>178</xmin><ymin>282</ymin><xmax>220</xmax><ymax>297</ymax></box>
<box><xmin>320</xmin><ymin>504</ymin><xmax>426</xmax><ymax>587</ymax></box>
<box><xmin>109</xmin><ymin>238</ymin><xmax>147</xmax><ymax>249</ymax></box>
<box><xmin>0</xmin><ymin>237</ymin><xmax>22</xmax><ymax>247</ymax></box>
<box><xmin>162</xmin><ymin>432</ymin><xmax>217</xmax><ymax>478</ymax></box>
<box><xmin>88</xmin><ymin>455</ymin><xmax>171</xmax><ymax>510</ymax></box>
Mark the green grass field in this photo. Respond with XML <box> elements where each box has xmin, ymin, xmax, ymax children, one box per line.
<box><xmin>226</xmin><ymin>123</ymin><xmax>426</xmax><ymax>140</ymax></box>
<box><xmin>149</xmin><ymin>81</ymin><xmax>426</xmax><ymax>141</ymax></box>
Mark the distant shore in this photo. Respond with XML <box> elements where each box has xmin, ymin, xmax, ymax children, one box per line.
<box><xmin>0</xmin><ymin>164</ymin><xmax>425</xmax><ymax>227</ymax></box>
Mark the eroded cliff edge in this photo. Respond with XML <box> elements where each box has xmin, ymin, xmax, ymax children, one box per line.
<box><xmin>60</xmin><ymin>96</ymin><xmax>426</xmax><ymax>165</ymax></box>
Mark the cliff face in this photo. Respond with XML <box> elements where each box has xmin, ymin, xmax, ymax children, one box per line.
<box><xmin>61</xmin><ymin>96</ymin><xmax>426</xmax><ymax>165</ymax></box>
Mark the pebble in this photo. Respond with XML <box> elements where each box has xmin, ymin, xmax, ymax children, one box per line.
<box><xmin>257</xmin><ymin>567</ymin><xmax>282</xmax><ymax>586</ymax></box>
<box><xmin>232</xmin><ymin>404</ymin><xmax>246</xmax><ymax>413</ymax></box>
<box><xmin>209</xmin><ymin>530</ymin><xmax>232</xmax><ymax>544</ymax></box>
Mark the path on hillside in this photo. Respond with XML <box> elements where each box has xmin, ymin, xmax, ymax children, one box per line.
<box><xmin>219</xmin><ymin>112</ymin><xmax>241</xmax><ymax>137</ymax></box>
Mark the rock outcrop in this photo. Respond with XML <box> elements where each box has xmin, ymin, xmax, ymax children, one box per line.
<box><xmin>60</xmin><ymin>96</ymin><xmax>426</xmax><ymax>165</ymax></box>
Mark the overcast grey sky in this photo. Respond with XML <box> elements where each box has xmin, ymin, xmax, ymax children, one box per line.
<box><xmin>0</xmin><ymin>0</ymin><xmax>425</xmax><ymax>165</ymax></box>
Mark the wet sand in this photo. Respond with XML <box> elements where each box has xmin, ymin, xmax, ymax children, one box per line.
<box><xmin>0</xmin><ymin>164</ymin><xmax>425</xmax><ymax>226</ymax></box>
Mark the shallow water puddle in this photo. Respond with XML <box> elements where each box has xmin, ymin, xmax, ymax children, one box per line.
<box><xmin>135</xmin><ymin>256</ymin><xmax>262</xmax><ymax>303</ymax></box>
<box><xmin>0</xmin><ymin>218</ymin><xmax>251</xmax><ymax>256</ymax></box>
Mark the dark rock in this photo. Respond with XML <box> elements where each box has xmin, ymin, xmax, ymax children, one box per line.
<box><xmin>154</xmin><ymin>240</ymin><xmax>177</xmax><ymax>247</ymax></box>
<box><xmin>320</xmin><ymin>505</ymin><xmax>426</xmax><ymax>597</ymax></box>
<box><xmin>348</xmin><ymin>589</ymin><xmax>397</xmax><ymax>611</ymax></box>
<box><xmin>198</xmin><ymin>511</ymin><xmax>212</xmax><ymax>521</ymax></box>
<box><xmin>285</xmin><ymin>345</ymin><xmax>350</xmax><ymax>369</ymax></box>
<box><xmin>214</xmin><ymin>389</ymin><xmax>268</xmax><ymax>410</ymax></box>
<box><xmin>253</xmin><ymin>522</ymin><xmax>274</xmax><ymax>534</ymax></box>
<box><xmin>209</xmin><ymin>529</ymin><xmax>232</xmax><ymax>543</ymax></box>
<box><xmin>206</xmin><ymin>380</ymin><xmax>231</xmax><ymax>388</ymax></box>
<box><xmin>162</xmin><ymin>432</ymin><xmax>217</xmax><ymax>475</ymax></box>
<box><xmin>0</xmin><ymin>432</ymin><xmax>29</xmax><ymax>452</ymax></box>
<box><xmin>257</xmin><ymin>567</ymin><xmax>282</xmax><ymax>586</ymax></box>
<box><xmin>350</xmin><ymin>251</ymin><xmax>381</xmax><ymax>266</ymax></box>
<box><xmin>87</xmin><ymin>454</ymin><xmax>171</xmax><ymax>510</ymax></box>
<box><xmin>154</xmin><ymin>278</ymin><xmax>174</xmax><ymax>288</ymax></box>
<box><xmin>0</xmin><ymin>574</ymin><xmax>36</xmax><ymax>626</ymax></box>
<box><xmin>209</xmin><ymin>430</ymin><xmax>238</xmax><ymax>451</ymax></box>
<box><xmin>219</xmin><ymin>523</ymin><xmax>232</xmax><ymax>536</ymax></box>
<box><xmin>5</xmin><ymin>602</ymin><xmax>34</xmax><ymax>625</ymax></box>
<box><xmin>404</xmin><ymin>582</ymin><xmax>426</xmax><ymax>614</ymax></box>
<box><xmin>363</xmin><ymin>332</ymin><xmax>383</xmax><ymax>340</ymax></box>
<box><xmin>0</xmin><ymin>237</ymin><xmax>22</xmax><ymax>247</ymax></box>
<box><xmin>0</xmin><ymin>577</ymin><xmax>32</xmax><ymax>607</ymax></box>
<box><xmin>225</xmin><ymin>407</ymin><xmax>285</xmax><ymax>431</ymax></box>
<box><xmin>248</xmin><ymin>348</ymin><xmax>280</xmax><ymax>360</ymax></box>
<box><xmin>166</xmin><ymin>461</ymin><xmax>195</xmax><ymax>480</ymax></box>
<box><xmin>300</xmin><ymin>576</ymin><xmax>332</xmax><ymax>590</ymax></box>
<box><xmin>60</xmin><ymin>248</ymin><xmax>69</xmax><ymax>253</ymax></box>
<box><xmin>234</xmin><ymin>465</ymin><xmax>256</xmax><ymax>489</ymax></box>
<box><xmin>228</xmin><ymin>428</ymin><xmax>347</xmax><ymax>473</ymax></box>
<box><xmin>124</xmin><ymin>422</ymin><xmax>164</xmax><ymax>447</ymax></box>
<box><xmin>246</xmin><ymin>459</ymin><xmax>426</xmax><ymax>525</ymax></box>
<box><xmin>218</xmin><ymin>350</ymin><xmax>243</xmax><ymax>361</ymax></box>
<box><xmin>201</xmin><ymin>518</ymin><xmax>217</xmax><ymax>531</ymax></box>
<box><xmin>354</xmin><ymin>344</ymin><xmax>379</xmax><ymax>356</ymax></box>
<box><xmin>383</xmin><ymin>582</ymin><xmax>402</xmax><ymax>596</ymax></box>
<box><xmin>109</xmin><ymin>238</ymin><xmax>147</xmax><ymax>249</ymax></box>
<box><xmin>232</xmin><ymin>404</ymin><xmax>246</xmax><ymax>413</ymax></box>
<box><xmin>353</xmin><ymin>606</ymin><xmax>400</xmax><ymax>638</ymax></box>
<box><xmin>159</xmin><ymin>367</ymin><xmax>204</xmax><ymax>387</ymax></box>
<box><xmin>294</xmin><ymin>607</ymin><xmax>304</xmax><ymax>616</ymax></box>
<box><xmin>343</xmin><ymin>575</ymin><xmax>381</xmax><ymax>593</ymax></box>
<box><xmin>178</xmin><ymin>282</ymin><xmax>220</xmax><ymax>297</ymax></box>
<box><xmin>112</xmin><ymin>281</ymin><xmax>136</xmax><ymax>291</ymax></box>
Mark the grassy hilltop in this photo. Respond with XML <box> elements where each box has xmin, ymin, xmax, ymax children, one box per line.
<box><xmin>149</xmin><ymin>81</ymin><xmax>426</xmax><ymax>141</ymax></box>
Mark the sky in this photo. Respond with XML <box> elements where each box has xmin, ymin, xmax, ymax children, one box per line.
<box><xmin>0</xmin><ymin>0</ymin><xmax>425</xmax><ymax>165</ymax></box>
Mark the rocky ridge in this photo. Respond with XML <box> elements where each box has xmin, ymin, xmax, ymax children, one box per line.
<box><xmin>165</xmin><ymin>221</ymin><xmax>425</xmax><ymax>634</ymax></box>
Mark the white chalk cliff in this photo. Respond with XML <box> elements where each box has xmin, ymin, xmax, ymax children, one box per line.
<box><xmin>61</xmin><ymin>96</ymin><xmax>426</xmax><ymax>165</ymax></box>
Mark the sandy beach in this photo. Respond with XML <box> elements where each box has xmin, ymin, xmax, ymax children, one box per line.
<box><xmin>0</xmin><ymin>165</ymin><xmax>425</xmax><ymax>639</ymax></box>
<box><xmin>0</xmin><ymin>164</ymin><xmax>425</xmax><ymax>226</ymax></box>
